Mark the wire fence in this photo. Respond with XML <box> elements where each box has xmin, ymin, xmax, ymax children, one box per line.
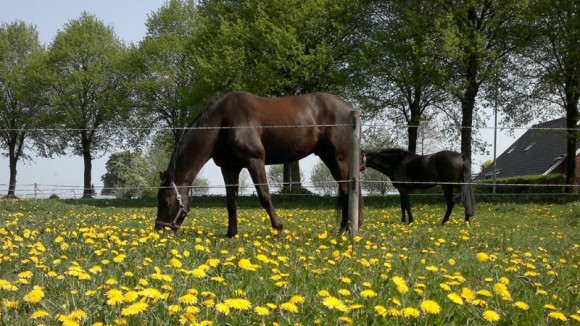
<box><xmin>1</xmin><ymin>122</ymin><xmax>579</xmax><ymax>199</ymax></box>
<box><xmin>1</xmin><ymin>179</ymin><xmax>578</xmax><ymax>199</ymax></box>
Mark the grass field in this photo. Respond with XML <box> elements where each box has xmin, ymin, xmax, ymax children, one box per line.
<box><xmin>0</xmin><ymin>196</ymin><xmax>578</xmax><ymax>325</ymax></box>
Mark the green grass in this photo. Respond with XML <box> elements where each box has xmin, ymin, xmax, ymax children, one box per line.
<box><xmin>0</xmin><ymin>197</ymin><xmax>578</xmax><ymax>325</ymax></box>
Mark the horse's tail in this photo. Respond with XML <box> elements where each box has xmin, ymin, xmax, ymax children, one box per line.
<box><xmin>461</xmin><ymin>156</ymin><xmax>475</xmax><ymax>217</ymax></box>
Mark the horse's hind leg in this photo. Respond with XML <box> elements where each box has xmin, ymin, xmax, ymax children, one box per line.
<box><xmin>222</xmin><ymin>167</ymin><xmax>242</xmax><ymax>238</ymax></box>
<box><xmin>246</xmin><ymin>160</ymin><xmax>284</xmax><ymax>234</ymax></box>
<box><xmin>442</xmin><ymin>186</ymin><xmax>454</xmax><ymax>225</ymax></box>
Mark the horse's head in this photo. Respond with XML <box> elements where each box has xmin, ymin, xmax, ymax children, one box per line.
<box><xmin>363</xmin><ymin>148</ymin><xmax>405</xmax><ymax>177</ymax></box>
<box><xmin>155</xmin><ymin>171</ymin><xmax>190</xmax><ymax>233</ymax></box>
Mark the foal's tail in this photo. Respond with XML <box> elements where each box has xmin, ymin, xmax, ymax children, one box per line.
<box><xmin>461</xmin><ymin>157</ymin><xmax>476</xmax><ymax>218</ymax></box>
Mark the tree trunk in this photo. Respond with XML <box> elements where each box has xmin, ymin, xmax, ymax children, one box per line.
<box><xmin>7</xmin><ymin>147</ymin><xmax>17</xmax><ymax>198</ymax></box>
<box><xmin>460</xmin><ymin>49</ymin><xmax>479</xmax><ymax>162</ymax></box>
<box><xmin>565</xmin><ymin>96</ymin><xmax>578</xmax><ymax>192</ymax></box>
<box><xmin>82</xmin><ymin>143</ymin><xmax>93</xmax><ymax>198</ymax></box>
<box><xmin>407</xmin><ymin>107</ymin><xmax>421</xmax><ymax>154</ymax></box>
<box><xmin>282</xmin><ymin>161</ymin><xmax>302</xmax><ymax>193</ymax></box>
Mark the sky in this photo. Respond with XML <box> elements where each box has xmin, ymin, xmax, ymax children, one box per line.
<box><xmin>0</xmin><ymin>0</ymin><xmax>525</xmax><ymax>198</ymax></box>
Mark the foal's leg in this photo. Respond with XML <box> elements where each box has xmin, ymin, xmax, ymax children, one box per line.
<box><xmin>222</xmin><ymin>167</ymin><xmax>242</xmax><ymax>238</ymax></box>
<box><xmin>442</xmin><ymin>185</ymin><xmax>455</xmax><ymax>225</ymax></box>
<box><xmin>247</xmin><ymin>159</ymin><xmax>284</xmax><ymax>234</ymax></box>
<box><xmin>399</xmin><ymin>188</ymin><xmax>413</xmax><ymax>223</ymax></box>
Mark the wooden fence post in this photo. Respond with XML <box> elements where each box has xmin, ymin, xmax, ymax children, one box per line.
<box><xmin>348</xmin><ymin>110</ymin><xmax>361</xmax><ymax>239</ymax></box>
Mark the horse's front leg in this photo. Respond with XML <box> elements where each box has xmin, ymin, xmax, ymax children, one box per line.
<box><xmin>247</xmin><ymin>160</ymin><xmax>284</xmax><ymax>235</ymax></box>
<box><xmin>222</xmin><ymin>167</ymin><xmax>241</xmax><ymax>238</ymax></box>
<box><xmin>399</xmin><ymin>189</ymin><xmax>413</xmax><ymax>223</ymax></box>
<box><xmin>442</xmin><ymin>186</ymin><xmax>454</xmax><ymax>225</ymax></box>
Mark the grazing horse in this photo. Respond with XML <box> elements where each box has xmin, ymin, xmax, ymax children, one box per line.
<box><xmin>360</xmin><ymin>148</ymin><xmax>475</xmax><ymax>224</ymax></box>
<box><xmin>155</xmin><ymin>91</ymin><xmax>361</xmax><ymax>237</ymax></box>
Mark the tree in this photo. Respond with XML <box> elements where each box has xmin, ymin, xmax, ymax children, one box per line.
<box><xmin>0</xmin><ymin>21</ymin><xmax>53</xmax><ymax>197</ymax></box>
<box><xmin>436</xmin><ymin>0</ymin><xmax>531</xmax><ymax>161</ymax></box>
<box><xmin>266</xmin><ymin>165</ymin><xmax>284</xmax><ymax>193</ymax></box>
<box><xmin>310</xmin><ymin>161</ymin><xmax>337</xmax><ymax>196</ymax></box>
<box><xmin>192</xmin><ymin>0</ymin><xmax>362</xmax><ymax>192</ymax></box>
<box><xmin>101</xmin><ymin>151</ymin><xmax>149</xmax><ymax>199</ymax></box>
<box><xmin>130</xmin><ymin>0</ymin><xmax>199</xmax><ymax>147</ymax></box>
<box><xmin>526</xmin><ymin>0</ymin><xmax>579</xmax><ymax>189</ymax></box>
<box><xmin>360</xmin><ymin>0</ymin><xmax>449</xmax><ymax>153</ymax></box>
<box><xmin>45</xmin><ymin>13</ymin><xmax>129</xmax><ymax>198</ymax></box>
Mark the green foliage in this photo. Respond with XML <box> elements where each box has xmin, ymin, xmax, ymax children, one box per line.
<box><xmin>192</xmin><ymin>0</ymin><xmax>361</xmax><ymax>97</ymax></box>
<box><xmin>101</xmin><ymin>151</ymin><xmax>149</xmax><ymax>199</ymax></box>
<box><xmin>130</xmin><ymin>0</ymin><xmax>199</xmax><ymax>146</ymax></box>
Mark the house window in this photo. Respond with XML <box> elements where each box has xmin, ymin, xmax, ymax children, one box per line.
<box><xmin>506</xmin><ymin>146</ymin><xmax>517</xmax><ymax>154</ymax></box>
<box><xmin>524</xmin><ymin>142</ymin><xmax>536</xmax><ymax>152</ymax></box>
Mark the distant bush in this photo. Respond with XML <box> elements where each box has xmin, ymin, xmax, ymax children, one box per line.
<box><xmin>474</xmin><ymin>174</ymin><xmax>567</xmax><ymax>194</ymax></box>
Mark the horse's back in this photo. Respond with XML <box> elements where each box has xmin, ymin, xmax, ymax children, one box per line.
<box><xmin>210</xmin><ymin>91</ymin><xmax>354</xmax><ymax>165</ymax></box>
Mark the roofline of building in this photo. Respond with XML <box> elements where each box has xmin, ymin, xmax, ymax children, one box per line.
<box><xmin>542</xmin><ymin>147</ymin><xmax>580</xmax><ymax>175</ymax></box>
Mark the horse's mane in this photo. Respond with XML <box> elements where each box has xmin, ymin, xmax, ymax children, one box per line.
<box><xmin>167</xmin><ymin>95</ymin><xmax>224</xmax><ymax>175</ymax></box>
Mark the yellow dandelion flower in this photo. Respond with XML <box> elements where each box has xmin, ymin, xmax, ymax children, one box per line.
<box><xmin>192</xmin><ymin>268</ymin><xmax>206</xmax><ymax>278</ymax></box>
<box><xmin>121</xmin><ymin>302</ymin><xmax>148</xmax><ymax>316</ymax></box>
<box><xmin>224</xmin><ymin>298</ymin><xmax>252</xmax><ymax>311</ymax></box>
<box><xmin>317</xmin><ymin>230</ymin><xmax>328</xmax><ymax>239</ymax></box>
<box><xmin>57</xmin><ymin>314</ymin><xmax>78</xmax><ymax>326</ymax></box>
<box><xmin>30</xmin><ymin>309</ymin><xmax>51</xmax><ymax>320</ymax></box>
<box><xmin>426</xmin><ymin>266</ymin><xmax>439</xmax><ymax>272</ymax></box>
<box><xmin>280</xmin><ymin>302</ymin><xmax>299</xmax><ymax>313</ymax></box>
<box><xmin>340</xmin><ymin>276</ymin><xmax>352</xmax><ymax>284</ymax></box>
<box><xmin>237</xmin><ymin>258</ymin><xmax>259</xmax><ymax>271</ymax></box>
<box><xmin>513</xmin><ymin>301</ymin><xmax>529</xmax><ymax>310</ymax></box>
<box><xmin>18</xmin><ymin>271</ymin><xmax>33</xmax><ymax>279</ymax></box>
<box><xmin>440</xmin><ymin>283</ymin><xmax>452</xmax><ymax>291</ymax></box>
<box><xmin>476</xmin><ymin>252</ymin><xmax>489</xmax><ymax>262</ymax></box>
<box><xmin>548</xmin><ymin>311</ymin><xmax>567</xmax><ymax>321</ymax></box>
<box><xmin>168</xmin><ymin>257</ymin><xmax>182</xmax><ymax>268</ymax></box>
<box><xmin>322</xmin><ymin>296</ymin><xmax>349</xmax><ymax>312</ymax></box>
<box><xmin>420</xmin><ymin>300</ymin><xmax>441</xmax><ymax>315</ymax></box>
<box><xmin>168</xmin><ymin>304</ymin><xmax>181</xmax><ymax>315</ymax></box>
<box><xmin>461</xmin><ymin>287</ymin><xmax>476</xmax><ymax>302</ymax></box>
<box><xmin>361</xmin><ymin>289</ymin><xmax>377</xmax><ymax>298</ymax></box>
<box><xmin>113</xmin><ymin>254</ymin><xmax>126</xmax><ymax>263</ymax></box>
<box><xmin>448</xmin><ymin>293</ymin><xmax>464</xmax><ymax>305</ymax></box>
<box><xmin>544</xmin><ymin>304</ymin><xmax>557</xmax><ymax>310</ymax></box>
<box><xmin>318</xmin><ymin>290</ymin><xmax>331</xmax><ymax>297</ymax></box>
<box><xmin>139</xmin><ymin>288</ymin><xmax>164</xmax><ymax>300</ymax></box>
<box><xmin>289</xmin><ymin>295</ymin><xmax>305</xmax><ymax>304</ymax></box>
<box><xmin>216</xmin><ymin>303</ymin><xmax>230</xmax><ymax>315</ymax></box>
<box><xmin>339</xmin><ymin>288</ymin><xmax>351</xmax><ymax>296</ymax></box>
<box><xmin>179</xmin><ymin>294</ymin><xmax>198</xmax><ymax>305</ymax></box>
<box><xmin>375</xmin><ymin>305</ymin><xmax>388</xmax><ymax>317</ymax></box>
<box><xmin>403</xmin><ymin>307</ymin><xmax>420</xmax><ymax>318</ymax></box>
<box><xmin>477</xmin><ymin>289</ymin><xmax>493</xmax><ymax>297</ymax></box>
<box><xmin>179</xmin><ymin>312</ymin><xmax>197</xmax><ymax>324</ymax></box>
<box><xmin>339</xmin><ymin>316</ymin><xmax>353</xmax><ymax>324</ymax></box>
<box><xmin>493</xmin><ymin>283</ymin><xmax>508</xmax><ymax>295</ymax></box>
<box><xmin>23</xmin><ymin>285</ymin><xmax>44</xmax><ymax>303</ymax></box>
<box><xmin>124</xmin><ymin>291</ymin><xmax>139</xmax><ymax>302</ymax></box>
<box><xmin>254</xmin><ymin>306</ymin><xmax>270</xmax><ymax>316</ymax></box>
<box><xmin>448</xmin><ymin>258</ymin><xmax>456</xmax><ymax>265</ymax></box>
<box><xmin>69</xmin><ymin>309</ymin><xmax>87</xmax><ymax>321</ymax></box>
<box><xmin>482</xmin><ymin>310</ymin><xmax>500</xmax><ymax>322</ymax></box>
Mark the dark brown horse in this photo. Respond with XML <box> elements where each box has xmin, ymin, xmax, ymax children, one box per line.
<box><xmin>360</xmin><ymin>148</ymin><xmax>475</xmax><ymax>224</ymax></box>
<box><xmin>155</xmin><ymin>91</ymin><xmax>360</xmax><ymax>237</ymax></box>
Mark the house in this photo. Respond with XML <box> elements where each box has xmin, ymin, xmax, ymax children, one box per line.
<box><xmin>476</xmin><ymin>117</ymin><xmax>580</xmax><ymax>181</ymax></box>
